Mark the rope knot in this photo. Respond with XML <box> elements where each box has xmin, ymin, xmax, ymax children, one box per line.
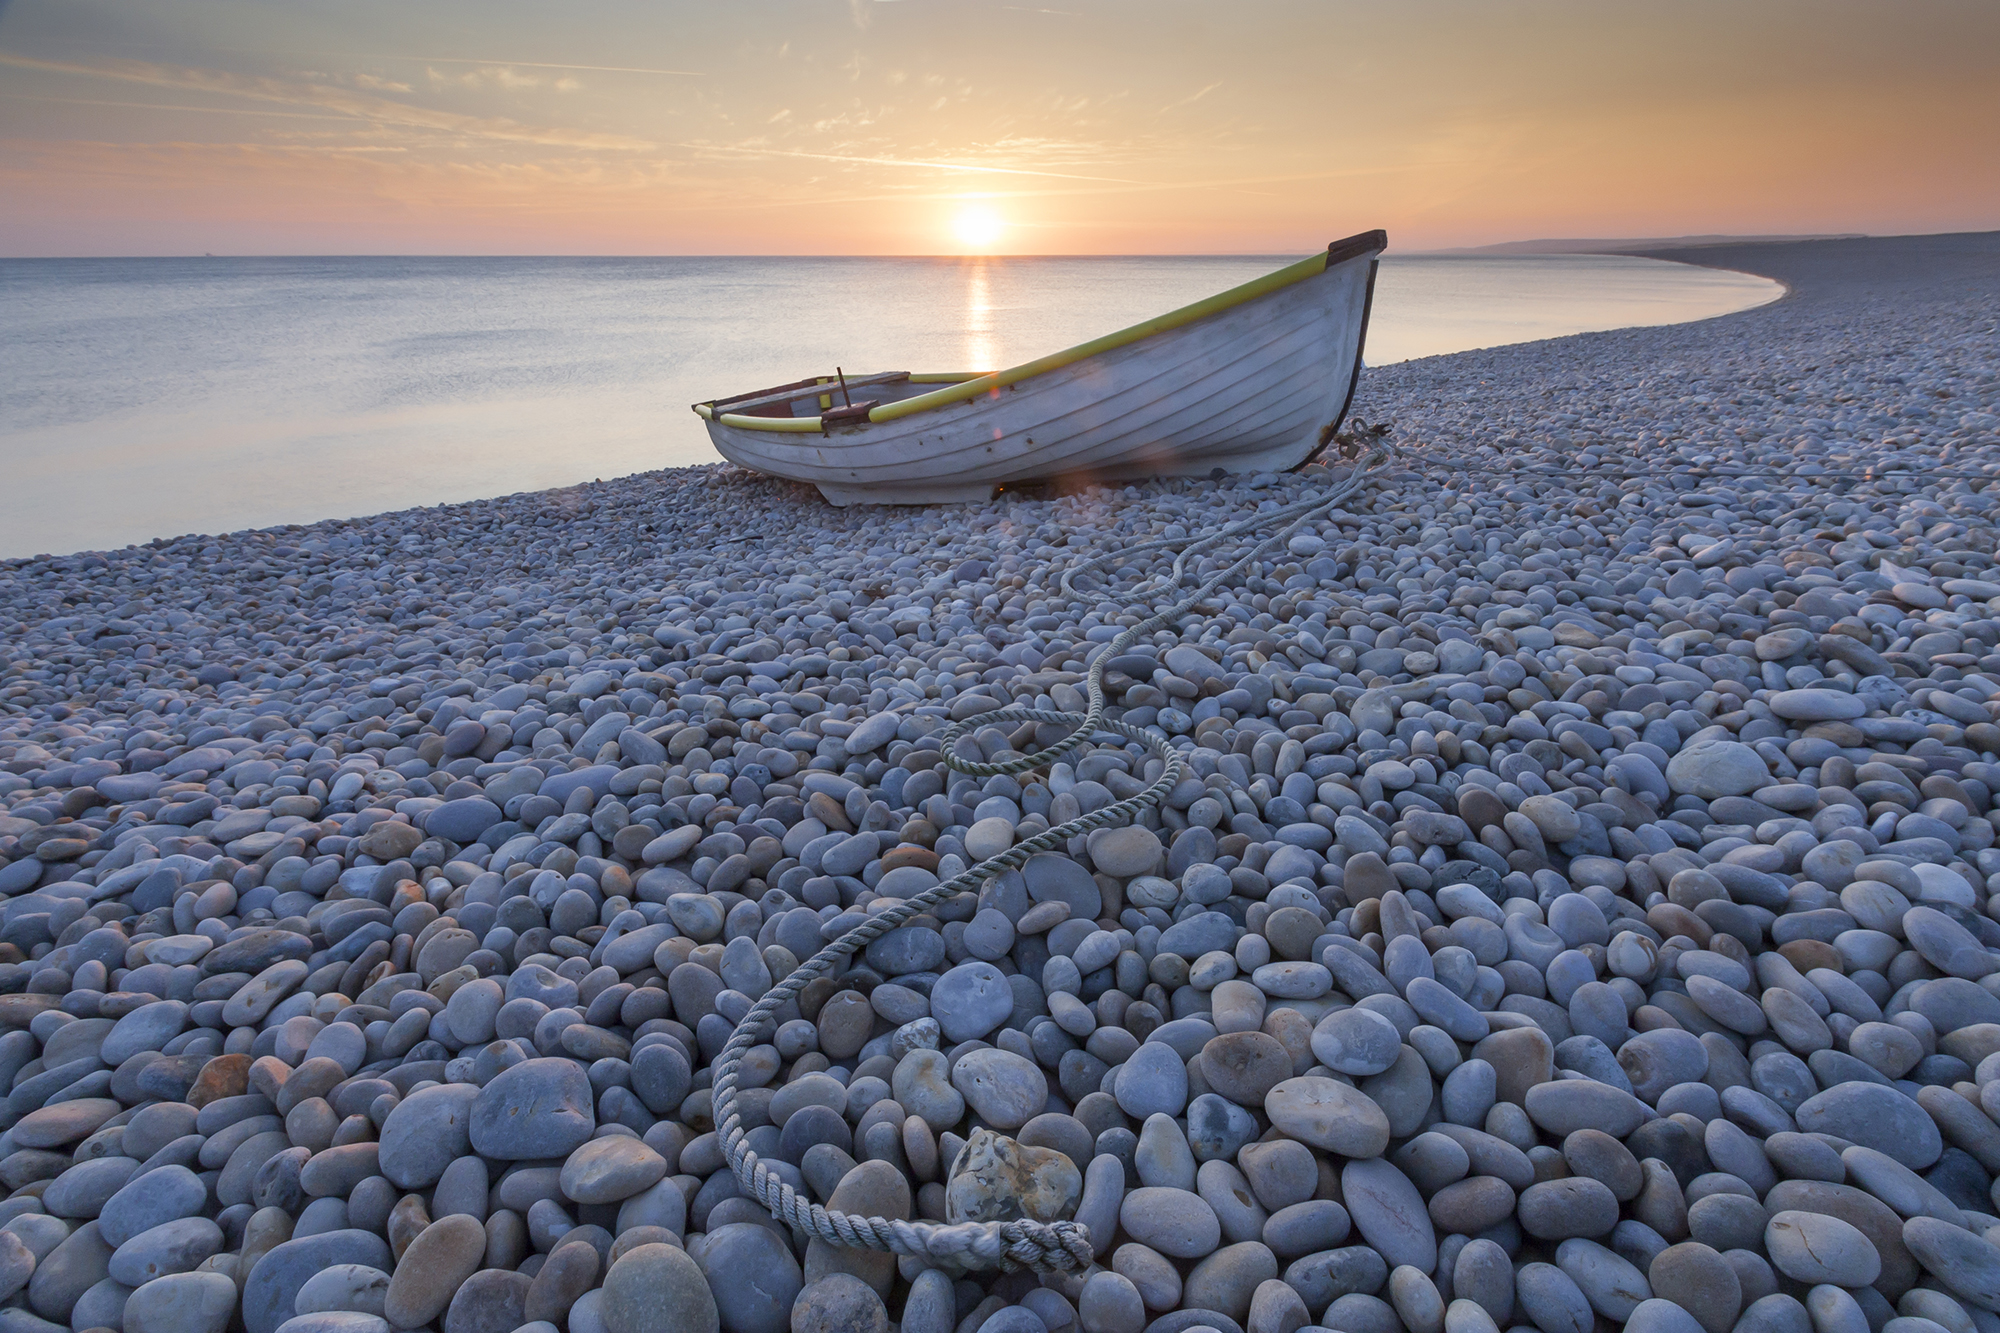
<box><xmin>1002</xmin><ymin>1219</ymin><xmax>1095</xmax><ymax>1272</ymax></box>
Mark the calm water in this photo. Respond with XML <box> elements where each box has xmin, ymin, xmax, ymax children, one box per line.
<box><xmin>0</xmin><ymin>253</ymin><xmax>1779</xmax><ymax>558</ymax></box>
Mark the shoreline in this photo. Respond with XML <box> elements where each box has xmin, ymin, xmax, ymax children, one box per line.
<box><xmin>0</xmin><ymin>248</ymin><xmax>1779</xmax><ymax>564</ymax></box>
<box><xmin>0</xmin><ymin>232</ymin><xmax>1996</xmax><ymax>1331</ymax></box>
<box><xmin>1364</xmin><ymin>250</ymin><xmax>1788</xmax><ymax>372</ymax></box>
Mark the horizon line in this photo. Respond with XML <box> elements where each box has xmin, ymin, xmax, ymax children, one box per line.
<box><xmin>19</xmin><ymin>224</ymin><xmax>2000</xmax><ymax>264</ymax></box>
<box><xmin>36</xmin><ymin>228</ymin><xmax>2000</xmax><ymax>264</ymax></box>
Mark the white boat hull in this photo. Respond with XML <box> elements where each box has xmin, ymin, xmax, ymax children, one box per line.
<box><xmin>698</xmin><ymin>232</ymin><xmax>1384</xmax><ymax>505</ymax></box>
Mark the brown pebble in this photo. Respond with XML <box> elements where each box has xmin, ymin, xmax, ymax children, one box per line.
<box><xmin>188</xmin><ymin>1054</ymin><xmax>251</xmax><ymax>1109</ymax></box>
<box><xmin>386</xmin><ymin>1214</ymin><xmax>488</xmax><ymax>1329</ymax></box>
<box><xmin>879</xmin><ymin>845</ymin><xmax>940</xmax><ymax>873</ymax></box>
<box><xmin>388</xmin><ymin>1194</ymin><xmax>432</xmax><ymax>1261</ymax></box>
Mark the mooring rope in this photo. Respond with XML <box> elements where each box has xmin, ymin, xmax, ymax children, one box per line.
<box><xmin>707</xmin><ymin>449</ymin><xmax>1387</xmax><ymax>1272</ymax></box>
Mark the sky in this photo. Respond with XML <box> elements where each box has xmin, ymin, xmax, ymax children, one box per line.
<box><xmin>0</xmin><ymin>0</ymin><xmax>1995</xmax><ymax>256</ymax></box>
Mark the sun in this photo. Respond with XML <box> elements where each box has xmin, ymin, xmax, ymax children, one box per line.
<box><xmin>952</xmin><ymin>205</ymin><xmax>1005</xmax><ymax>250</ymax></box>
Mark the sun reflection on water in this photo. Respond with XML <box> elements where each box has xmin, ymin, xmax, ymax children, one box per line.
<box><xmin>963</xmin><ymin>257</ymin><xmax>997</xmax><ymax>373</ymax></box>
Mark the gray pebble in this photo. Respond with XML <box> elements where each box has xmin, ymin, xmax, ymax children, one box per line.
<box><xmin>950</xmin><ymin>1049</ymin><xmax>1048</xmax><ymax>1129</ymax></box>
<box><xmin>1116</xmin><ymin>1042</ymin><xmax>1191</xmax><ymax>1119</ymax></box>
<box><xmin>1794</xmin><ymin>1083</ymin><xmax>1944</xmax><ymax>1170</ymax></box>
<box><xmin>693</xmin><ymin>1223</ymin><xmax>800</xmax><ymax>1333</ymax></box>
<box><xmin>1516</xmin><ymin>1263</ymin><xmax>1594</xmax><ymax>1333</ymax></box>
<box><xmin>1266</xmin><ymin>1078</ymin><xmax>1390</xmax><ymax>1158</ymax></box>
<box><xmin>1554</xmin><ymin>1238</ymin><xmax>1651</xmax><ymax>1322</ymax></box>
<box><xmin>600</xmin><ymin>1243</ymin><xmax>716</xmax><ymax>1333</ymax></box>
<box><xmin>930</xmin><ymin>963</ymin><xmax>1016</xmax><ymax>1043</ymax></box>
<box><xmin>1119</xmin><ymin>1187</ymin><xmax>1220</xmax><ymax>1259</ymax></box>
<box><xmin>1766</xmin><ymin>1210</ymin><xmax>1881</xmax><ymax>1287</ymax></box>
<box><xmin>1342</xmin><ymin>1158</ymin><xmax>1435</xmax><ymax>1272</ymax></box>
<box><xmin>122</xmin><ymin>1270</ymin><xmax>238</xmax><ymax>1333</ymax></box>
<box><xmin>377</xmin><ymin>1083</ymin><xmax>479</xmax><ymax>1189</ymax></box>
<box><xmin>1310</xmin><ymin>1009</ymin><xmax>1403</xmax><ymax>1076</ymax></box>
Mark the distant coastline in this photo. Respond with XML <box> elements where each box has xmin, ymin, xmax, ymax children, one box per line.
<box><xmin>1431</xmin><ymin>232</ymin><xmax>1868</xmax><ymax>256</ymax></box>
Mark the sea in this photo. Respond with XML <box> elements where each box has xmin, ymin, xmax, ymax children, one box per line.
<box><xmin>0</xmin><ymin>253</ymin><xmax>1780</xmax><ymax>559</ymax></box>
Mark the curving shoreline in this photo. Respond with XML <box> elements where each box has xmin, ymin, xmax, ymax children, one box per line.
<box><xmin>0</xmin><ymin>231</ymin><xmax>1996</xmax><ymax>1333</ymax></box>
<box><xmin>0</xmin><ymin>250</ymin><xmax>1783</xmax><ymax>562</ymax></box>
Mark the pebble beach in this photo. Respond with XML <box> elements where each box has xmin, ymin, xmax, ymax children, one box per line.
<box><xmin>0</xmin><ymin>231</ymin><xmax>1997</xmax><ymax>1333</ymax></box>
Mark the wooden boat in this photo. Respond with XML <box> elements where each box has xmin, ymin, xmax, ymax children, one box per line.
<box><xmin>694</xmin><ymin>229</ymin><xmax>1386</xmax><ymax>505</ymax></box>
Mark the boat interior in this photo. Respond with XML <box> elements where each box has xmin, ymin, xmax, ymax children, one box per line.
<box><xmin>705</xmin><ymin>370</ymin><xmax>980</xmax><ymax>422</ymax></box>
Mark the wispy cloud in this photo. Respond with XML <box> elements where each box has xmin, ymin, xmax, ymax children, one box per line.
<box><xmin>393</xmin><ymin>57</ymin><xmax>703</xmax><ymax>77</ymax></box>
<box><xmin>1162</xmin><ymin>81</ymin><xmax>1222</xmax><ymax>112</ymax></box>
<box><xmin>0</xmin><ymin>91</ymin><xmax>366</xmax><ymax>121</ymax></box>
<box><xmin>866</xmin><ymin>2</ymin><xmax>1078</xmax><ymax>13</ymax></box>
<box><xmin>668</xmin><ymin>139</ymin><xmax>1142</xmax><ymax>182</ymax></box>
<box><xmin>647</xmin><ymin>162</ymin><xmax>1433</xmax><ymax>214</ymax></box>
<box><xmin>433</xmin><ymin>65</ymin><xmax>550</xmax><ymax>91</ymax></box>
<box><xmin>0</xmin><ymin>51</ymin><xmax>652</xmax><ymax>150</ymax></box>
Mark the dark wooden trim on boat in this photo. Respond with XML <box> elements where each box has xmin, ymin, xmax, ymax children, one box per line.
<box><xmin>1326</xmin><ymin>230</ymin><xmax>1389</xmax><ymax>266</ymax></box>
<box><xmin>820</xmin><ymin>399</ymin><xmax>880</xmax><ymax>427</ymax></box>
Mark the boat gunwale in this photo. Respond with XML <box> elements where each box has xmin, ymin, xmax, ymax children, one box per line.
<box><xmin>691</xmin><ymin>229</ymin><xmax>1387</xmax><ymax>433</ymax></box>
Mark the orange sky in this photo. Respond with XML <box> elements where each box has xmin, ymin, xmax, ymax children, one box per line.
<box><xmin>1</xmin><ymin>0</ymin><xmax>1996</xmax><ymax>255</ymax></box>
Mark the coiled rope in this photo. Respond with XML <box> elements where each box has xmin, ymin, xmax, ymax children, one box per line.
<box><xmin>708</xmin><ymin>450</ymin><xmax>1388</xmax><ymax>1272</ymax></box>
